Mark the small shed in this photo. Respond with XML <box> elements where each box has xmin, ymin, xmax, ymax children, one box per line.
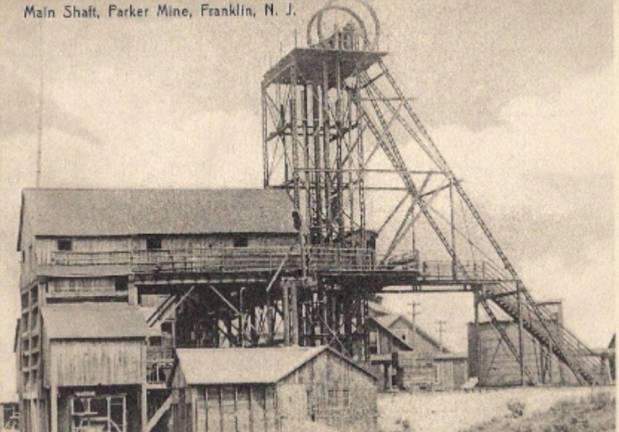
<box><xmin>41</xmin><ymin>303</ymin><xmax>150</xmax><ymax>432</ymax></box>
<box><xmin>433</xmin><ymin>353</ymin><xmax>468</xmax><ymax>390</ymax></box>
<box><xmin>169</xmin><ymin>346</ymin><xmax>378</xmax><ymax>432</ymax></box>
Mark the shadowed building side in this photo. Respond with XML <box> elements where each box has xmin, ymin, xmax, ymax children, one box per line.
<box><xmin>467</xmin><ymin>320</ymin><xmax>611</xmax><ymax>387</ymax></box>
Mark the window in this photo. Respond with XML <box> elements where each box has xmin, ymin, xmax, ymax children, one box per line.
<box><xmin>233</xmin><ymin>236</ymin><xmax>248</xmax><ymax>248</ymax></box>
<box><xmin>114</xmin><ymin>277</ymin><xmax>128</xmax><ymax>292</ymax></box>
<box><xmin>57</xmin><ymin>239</ymin><xmax>72</xmax><ymax>251</ymax></box>
<box><xmin>369</xmin><ymin>330</ymin><xmax>378</xmax><ymax>355</ymax></box>
<box><xmin>146</xmin><ymin>237</ymin><xmax>162</xmax><ymax>250</ymax></box>
<box><xmin>327</xmin><ymin>389</ymin><xmax>350</xmax><ymax>410</ymax></box>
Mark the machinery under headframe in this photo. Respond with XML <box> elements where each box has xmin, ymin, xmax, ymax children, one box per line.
<box><xmin>260</xmin><ymin>0</ymin><xmax>605</xmax><ymax>385</ymax></box>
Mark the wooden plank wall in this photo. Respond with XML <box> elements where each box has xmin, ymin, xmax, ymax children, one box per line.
<box><xmin>35</xmin><ymin>234</ymin><xmax>296</xmax><ymax>266</ymax></box>
<box><xmin>279</xmin><ymin>351</ymin><xmax>378</xmax><ymax>432</ymax></box>
<box><xmin>468</xmin><ymin>322</ymin><xmax>579</xmax><ymax>386</ymax></box>
<box><xmin>172</xmin><ymin>352</ymin><xmax>378</xmax><ymax>432</ymax></box>
<box><xmin>182</xmin><ymin>384</ymin><xmax>278</xmax><ymax>432</ymax></box>
<box><xmin>50</xmin><ymin>340</ymin><xmax>144</xmax><ymax>386</ymax></box>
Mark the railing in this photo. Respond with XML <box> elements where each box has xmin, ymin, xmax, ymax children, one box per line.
<box><xmin>419</xmin><ymin>260</ymin><xmax>509</xmax><ymax>281</ymax></box>
<box><xmin>146</xmin><ymin>356</ymin><xmax>174</xmax><ymax>385</ymax></box>
<box><xmin>51</xmin><ymin>247</ymin><xmax>378</xmax><ymax>273</ymax></box>
<box><xmin>50</xmin><ymin>247</ymin><xmax>510</xmax><ymax>282</ymax></box>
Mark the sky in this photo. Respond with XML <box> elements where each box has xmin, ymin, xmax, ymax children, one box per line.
<box><xmin>0</xmin><ymin>0</ymin><xmax>614</xmax><ymax>398</ymax></box>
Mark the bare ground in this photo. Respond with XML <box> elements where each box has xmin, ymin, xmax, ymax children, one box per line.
<box><xmin>377</xmin><ymin>386</ymin><xmax>615</xmax><ymax>432</ymax></box>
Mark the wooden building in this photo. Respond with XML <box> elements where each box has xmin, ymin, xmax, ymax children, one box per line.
<box><xmin>40</xmin><ymin>303</ymin><xmax>150</xmax><ymax>432</ymax></box>
<box><xmin>366</xmin><ymin>302</ymin><xmax>468</xmax><ymax>391</ymax></box>
<box><xmin>15</xmin><ymin>188</ymin><xmax>298</xmax><ymax>432</ymax></box>
<box><xmin>468</xmin><ymin>320</ymin><xmax>571</xmax><ymax>386</ymax></box>
<box><xmin>169</xmin><ymin>347</ymin><xmax>378</xmax><ymax>432</ymax></box>
<box><xmin>468</xmin><ymin>300</ymin><xmax>613</xmax><ymax>387</ymax></box>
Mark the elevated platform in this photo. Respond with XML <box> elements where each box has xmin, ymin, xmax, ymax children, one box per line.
<box><xmin>48</xmin><ymin>247</ymin><xmax>510</xmax><ymax>291</ymax></box>
<box><xmin>263</xmin><ymin>47</ymin><xmax>387</xmax><ymax>87</ymax></box>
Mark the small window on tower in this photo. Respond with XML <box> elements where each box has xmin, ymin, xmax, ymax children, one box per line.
<box><xmin>57</xmin><ymin>239</ymin><xmax>72</xmax><ymax>251</ymax></box>
<box><xmin>146</xmin><ymin>237</ymin><xmax>162</xmax><ymax>250</ymax></box>
<box><xmin>233</xmin><ymin>236</ymin><xmax>248</xmax><ymax>248</ymax></box>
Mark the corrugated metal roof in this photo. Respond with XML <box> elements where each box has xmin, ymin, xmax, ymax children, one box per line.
<box><xmin>175</xmin><ymin>346</ymin><xmax>376</xmax><ymax>385</ymax></box>
<box><xmin>19</xmin><ymin>188</ymin><xmax>296</xmax><ymax>244</ymax></box>
<box><xmin>41</xmin><ymin>303</ymin><xmax>149</xmax><ymax>339</ymax></box>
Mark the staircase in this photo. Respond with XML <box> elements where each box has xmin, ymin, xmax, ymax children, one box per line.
<box><xmin>482</xmin><ymin>265</ymin><xmax>604</xmax><ymax>385</ymax></box>
<box><xmin>356</xmin><ymin>56</ymin><xmax>604</xmax><ymax>387</ymax></box>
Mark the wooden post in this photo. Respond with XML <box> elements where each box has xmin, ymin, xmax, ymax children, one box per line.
<box><xmin>474</xmin><ymin>289</ymin><xmax>481</xmax><ymax>381</ymax></box>
<box><xmin>248</xmin><ymin>387</ymin><xmax>254</xmax><ymax>432</ymax></box>
<box><xmin>50</xmin><ymin>386</ymin><xmax>58</xmax><ymax>432</ymax></box>
<box><xmin>516</xmin><ymin>282</ymin><xmax>525</xmax><ymax>386</ymax></box>
<box><xmin>141</xmin><ymin>385</ymin><xmax>148</xmax><ymax>432</ymax></box>
<box><xmin>128</xmin><ymin>275</ymin><xmax>138</xmax><ymax>305</ymax></box>
<box><xmin>449</xmin><ymin>180</ymin><xmax>457</xmax><ymax>279</ymax></box>
<box><xmin>290</xmin><ymin>281</ymin><xmax>299</xmax><ymax>346</ymax></box>
<box><xmin>282</xmin><ymin>281</ymin><xmax>290</xmax><ymax>346</ymax></box>
<box><xmin>142</xmin><ymin>341</ymin><xmax>148</xmax><ymax>432</ymax></box>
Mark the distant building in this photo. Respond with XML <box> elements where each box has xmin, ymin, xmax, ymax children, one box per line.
<box><xmin>169</xmin><ymin>346</ymin><xmax>378</xmax><ymax>432</ymax></box>
<box><xmin>467</xmin><ymin>320</ymin><xmax>612</xmax><ymax>386</ymax></box>
<box><xmin>366</xmin><ymin>302</ymin><xmax>468</xmax><ymax>391</ymax></box>
<box><xmin>468</xmin><ymin>299</ymin><xmax>613</xmax><ymax>387</ymax></box>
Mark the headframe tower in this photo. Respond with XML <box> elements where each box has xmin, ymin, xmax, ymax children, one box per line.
<box><xmin>261</xmin><ymin>0</ymin><xmax>605</xmax><ymax>385</ymax></box>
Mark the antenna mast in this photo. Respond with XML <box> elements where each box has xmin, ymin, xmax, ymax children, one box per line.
<box><xmin>35</xmin><ymin>21</ymin><xmax>44</xmax><ymax>187</ymax></box>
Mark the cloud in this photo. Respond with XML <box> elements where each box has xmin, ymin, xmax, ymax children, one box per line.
<box><xmin>431</xmin><ymin>64</ymin><xmax>613</xmax><ymax>215</ymax></box>
<box><xmin>0</xmin><ymin>60</ymin><xmax>101</xmax><ymax>146</ymax></box>
<box><xmin>378</xmin><ymin>65</ymin><xmax>614</xmax><ymax>350</ymax></box>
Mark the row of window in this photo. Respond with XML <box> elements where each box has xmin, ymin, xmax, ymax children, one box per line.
<box><xmin>55</xmin><ymin>236</ymin><xmax>250</xmax><ymax>251</ymax></box>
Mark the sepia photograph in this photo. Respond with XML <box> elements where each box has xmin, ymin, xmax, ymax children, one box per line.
<box><xmin>0</xmin><ymin>0</ymin><xmax>615</xmax><ymax>431</ymax></box>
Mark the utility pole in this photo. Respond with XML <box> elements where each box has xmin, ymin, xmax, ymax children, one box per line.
<box><xmin>408</xmin><ymin>301</ymin><xmax>421</xmax><ymax>348</ymax></box>
<box><xmin>436</xmin><ymin>320</ymin><xmax>447</xmax><ymax>352</ymax></box>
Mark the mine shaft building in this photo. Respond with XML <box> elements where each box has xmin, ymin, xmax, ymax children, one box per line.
<box><xmin>169</xmin><ymin>346</ymin><xmax>378</xmax><ymax>432</ymax></box>
<box><xmin>15</xmin><ymin>188</ymin><xmax>302</xmax><ymax>432</ymax></box>
<box><xmin>13</xmin><ymin>3</ymin><xmax>610</xmax><ymax>429</ymax></box>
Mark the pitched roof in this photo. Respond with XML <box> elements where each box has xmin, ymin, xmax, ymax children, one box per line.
<box><xmin>374</xmin><ymin>314</ymin><xmax>401</xmax><ymax>329</ymax></box>
<box><xmin>370</xmin><ymin>316</ymin><xmax>414</xmax><ymax>351</ymax></box>
<box><xmin>368</xmin><ymin>301</ymin><xmax>391</xmax><ymax>316</ymax></box>
<box><xmin>18</xmin><ymin>188</ymin><xmax>296</xmax><ymax>249</ymax></box>
<box><xmin>372</xmin><ymin>313</ymin><xmax>448</xmax><ymax>352</ymax></box>
<box><xmin>41</xmin><ymin>303</ymin><xmax>149</xmax><ymax>339</ymax></box>
<box><xmin>174</xmin><ymin>346</ymin><xmax>376</xmax><ymax>385</ymax></box>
